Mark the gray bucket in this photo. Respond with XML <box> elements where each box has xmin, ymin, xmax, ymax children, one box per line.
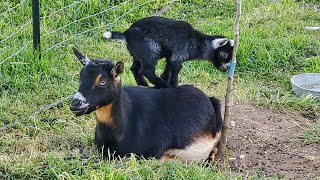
<box><xmin>291</xmin><ymin>73</ymin><xmax>320</xmax><ymax>100</ymax></box>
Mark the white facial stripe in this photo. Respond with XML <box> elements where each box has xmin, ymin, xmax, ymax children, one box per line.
<box><xmin>73</xmin><ymin>92</ymin><xmax>89</xmax><ymax>108</ymax></box>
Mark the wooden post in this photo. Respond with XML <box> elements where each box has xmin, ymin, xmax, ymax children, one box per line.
<box><xmin>217</xmin><ymin>0</ymin><xmax>242</xmax><ymax>158</ymax></box>
<box><xmin>32</xmin><ymin>0</ymin><xmax>41</xmax><ymax>58</ymax></box>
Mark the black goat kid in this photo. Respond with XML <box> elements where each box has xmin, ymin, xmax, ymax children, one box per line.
<box><xmin>70</xmin><ymin>48</ymin><xmax>223</xmax><ymax>163</ymax></box>
<box><xmin>103</xmin><ymin>16</ymin><xmax>234</xmax><ymax>88</ymax></box>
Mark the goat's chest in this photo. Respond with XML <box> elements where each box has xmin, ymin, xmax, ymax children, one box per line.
<box><xmin>95</xmin><ymin>104</ymin><xmax>113</xmax><ymax>125</ymax></box>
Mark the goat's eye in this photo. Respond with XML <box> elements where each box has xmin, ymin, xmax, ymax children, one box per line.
<box><xmin>220</xmin><ymin>52</ymin><xmax>228</xmax><ymax>59</ymax></box>
<box><xmin>99</xmin><ymin>80</ymin><xmax>106</xmax><ymax>86</ymax></box>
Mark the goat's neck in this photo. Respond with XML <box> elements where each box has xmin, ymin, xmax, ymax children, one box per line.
<box><xmin>199</xmin><ymin>39</ymin><xmax>213</xmax><ymax>60</ymax></box>
<box><xmin>95</xmin><ymin>85</ymin><xmax>128</xmax><ymax>142</ymax></box>
<box><xmin>109</xmin><ymin>87</ymin><xmax>129</xmax><ymax>141</ymax></box>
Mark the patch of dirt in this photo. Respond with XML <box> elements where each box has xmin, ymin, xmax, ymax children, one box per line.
<box><xmin>226</xmin><ymin>102</ymin><xmax>320</xmax><ymax>179</ymax></box>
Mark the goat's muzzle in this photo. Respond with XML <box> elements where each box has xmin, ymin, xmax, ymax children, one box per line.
<box><xmin>218</xmin><ymin>62</ymin><xmax>230</xmax><ymax>72</ymax></box>
<box><xmin>70</xmin><ymin>96</ymin><xmax>89</xmax><ymax>116</ymax></box>
<box><xmin>70</xmin><ymin>105</ymin><xmax>89</xmax><ymax>116</ymax></box>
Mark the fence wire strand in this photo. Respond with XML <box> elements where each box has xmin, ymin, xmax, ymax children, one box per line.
<box><xmin>1</xmin><ymin>0</ymin><xmax>155</xmax><ymax>64</ymax></box>
<box><xmin>40</xmin><ymin>0</ymin><xmax>85</xmax><ymax>20</ymax></box>
<box><xmin>0</xmin><ymin>41</ymin><xmax>32</xmax><ymax>65</ymax></box>
<box><xmin>0</xmin><ymin>20</ymin><xmax>32</xmax><ymax>44</ymax></box>
<box><xmin>0</xmin><ymin>0</ymin><xmax>28</xmax><ymax>17</ymax></box>
<box><xmin>42</xmin><ymin>0</ymin><xmax>154</xmax><ymax>53</ymax></box>
<box><xmin>41</xmin><ymin>0</ymin><xmax>130</xmax><ymax>38</ymax></box>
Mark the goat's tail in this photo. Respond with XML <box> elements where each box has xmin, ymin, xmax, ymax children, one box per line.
<box><xmin>209</xmin><ymin>96</ymin><xmax>223</xmax><ymax>135</ymax></box>
<box><xmin>103</xmin><ymin>31</ymin><xmax>126</xmax><ymax>42</ymax></box>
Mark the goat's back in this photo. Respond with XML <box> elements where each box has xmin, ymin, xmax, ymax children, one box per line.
<box><xmin>122</xmin><ymin>85</ymin><xmax>219</xmax><ymax>149</ymax></box>
<box><xmin>124</xmin><ymin>16</ymin><xmax>206</xmax><ymax>50</ymax></box>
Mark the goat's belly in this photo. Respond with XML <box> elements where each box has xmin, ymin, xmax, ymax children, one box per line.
<box><xmin>163</xmin><ymin>132</ymin><xmax>221</xmax><ymax>162</ymax></box>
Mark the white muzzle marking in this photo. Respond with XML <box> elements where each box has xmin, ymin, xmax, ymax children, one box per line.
<box><xmin>73</xmin><ymin>92</ymin><xmax>89</xmax><ymax>109</ymax></box>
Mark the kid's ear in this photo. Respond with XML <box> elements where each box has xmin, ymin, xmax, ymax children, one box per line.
<box><xmin>111</xmin><ymin>61</ymin><xmax>124</xmax><ymax>78</ymax></box>
<box><xmin>211</xmin><ymin>38</ymin><xmax>228</xmax><ymax>49</ymax></box>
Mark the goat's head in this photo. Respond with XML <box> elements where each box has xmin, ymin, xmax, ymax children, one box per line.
<box><xmin>70</xmin><ymin>48</ymin><xmax>124</xmax><ymax>116</ymax></box>
<box><xmin>210</xmin><ymin>38</ymin><xmax>234</xmax><ymax>71</ymax></box>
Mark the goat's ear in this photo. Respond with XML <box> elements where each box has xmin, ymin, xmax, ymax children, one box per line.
<box><xmin>72</xmin><ymin>47</ymin><xmax>91</xmax><ymax>66</ymax></box>
<box><xmin>111</xmin><ymin>61</ymin><xmax>124</xmax><ymax>78</ymax></box>
<box><xmin>230</xmin><ymin>39</ymin><xmax>234</xmax><ymax>47</ymax></box>
<box><xmin>211</xmin><ymin>38</ymin><xmax>228</xmax><ymax>49</ymax></box>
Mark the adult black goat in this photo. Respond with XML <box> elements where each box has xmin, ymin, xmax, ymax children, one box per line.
<box><xmin>70</xmin><ymin>48</ymin><xmax>223</xmax><ymax>163</ymax></box>
<box><xmin>103</xmin><ymin>16</ymin><xmax>234</xmax><ymax>88</ymax></box>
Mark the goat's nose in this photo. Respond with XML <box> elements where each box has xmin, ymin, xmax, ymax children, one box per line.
<box><xmin>71</xmin><ymin>98</ymin><xmax>82</xmax><ymax>107</ymax></box>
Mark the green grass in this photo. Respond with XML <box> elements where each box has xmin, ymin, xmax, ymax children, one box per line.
<box><xmin>298</xmin><ymin>124</ymin><xmax>320</xmax><ymax>144</ymax></box>
<box><xmin>1</xmin><ymin>154</ymin><xmax>234</xmax><ymax>179</ymax></box>
<box><xmin>0</xmin><ymin>0</ymin><xmax>319</xmax><ymax>178</ymax></box>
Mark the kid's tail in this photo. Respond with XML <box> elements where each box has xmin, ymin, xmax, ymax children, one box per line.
<box><xmin>103</xmin><ymin>31</ymin><xmax>126</xmax><ymax>42</ymax></box>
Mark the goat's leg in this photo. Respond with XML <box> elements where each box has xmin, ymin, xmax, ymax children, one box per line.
<box><xmin>169</xmin><ymin>62</ymin><xmax>182</xmax><ymax>88</ymax></box>
<box><xmin>160</xmin><ymin>63</ymin><xmax>172</xmax><ymax>84</ymax></box>
<box><xmin>142</xmin><ymin>60</ymin><xmax>171</xmax><ymax>88</ymax></box>
<box><xmin>144</xmin><ymin>145</ymin><xmax>168</xmax><ymax>160</ymax></box>
<box><xmin>144</xmin><ymin>69</ymin><xmax>171</xmax><ymax>88</ymax></box>
<box><xmin>130</xmin><ymin>60</ymin><xmax>148</xmax><ymax>86</ymax></box>
<box><xmin>159</xmin><ymin>154</ymin><xmax>175</xmax><ymax>162</ymax></box>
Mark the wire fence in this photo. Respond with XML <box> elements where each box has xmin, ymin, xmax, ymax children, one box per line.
<box><xmin>0</xmin><ymin>0</ymin><xmax>159</xmax><ymax>65</ymax></box>
<box><xmin>0</xmin><ymin>0</ymin><xmax>32</xmax><ymax>65</ymax></box>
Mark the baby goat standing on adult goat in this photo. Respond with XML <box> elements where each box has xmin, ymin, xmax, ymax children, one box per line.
<box><xmin>103</xmin><ymin>16</ymin><xmax>234</xmax><ymax>88</ymax></box>
<box><xmin>70</xmin><ymin>48</ymin><xmax>222</xmax><ymax>163</ymax></box>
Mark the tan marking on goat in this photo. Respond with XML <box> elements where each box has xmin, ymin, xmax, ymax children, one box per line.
<box><xmin>95</xmin><ymin>103</ymin><xmax>113</xmax><ymax>125</ymax></box>
<box><xmin>208</xmin><ymin>147</ymin><xmax>219</xmax><ymax>165</ymax></box>
<box><xmin>159</xmin><ymin>154</ymin><xmax>175</xmax><ymax>162</ymax></box>
<box><xmin>93</xmin><ymin>74</ymin><xmax>102</xmax><ymax>89</ymax></box>
<box><xmin>163</xmin><ymin>131</ymin><xmax>221</xmax><ymax>163</ymax></box>
<box><xmin>114</xmin><ymin>76</ymin><xmax>120</xmax><ymax>87</ymax></box>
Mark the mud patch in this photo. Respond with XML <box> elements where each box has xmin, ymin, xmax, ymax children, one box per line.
<box><xmin>225</xmin><ymin>102</ymin><xmax>320</xmax><ymax>179</ymax></box>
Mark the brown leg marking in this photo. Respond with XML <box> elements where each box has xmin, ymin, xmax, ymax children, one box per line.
<box><xmin>159</xmin><ymin>154</ymin><xmax>175</xmax><ymax>162</ymax></box>
<box><xmin>208</xmin><ymin>147</ymin><xmax>219</xmax><ymax>165</ymax></box>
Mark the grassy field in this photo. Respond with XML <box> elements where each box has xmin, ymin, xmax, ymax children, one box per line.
<box><xmin>0</xmin><ymin>0</ymin><xmax>319</xmax><ymax>179</ymax></box>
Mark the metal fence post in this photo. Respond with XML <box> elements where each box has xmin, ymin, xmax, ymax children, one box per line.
<box><xmin>32</xmin><ymin>0</ymin><xmax>41</xmax><ymax>58</ymax></box>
